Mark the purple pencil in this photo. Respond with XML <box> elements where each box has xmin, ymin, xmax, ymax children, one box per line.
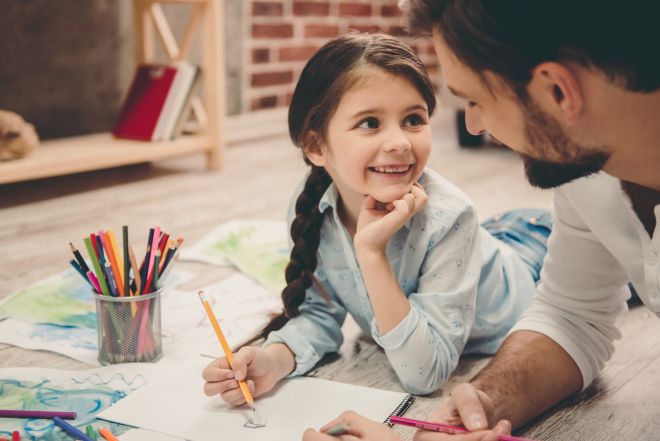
<box><xmin>0</xmin><ymin>409</ymin><xmax>77</xmax><ymax>420</ymax></box>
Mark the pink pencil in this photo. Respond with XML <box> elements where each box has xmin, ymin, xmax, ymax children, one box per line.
<box><xmin>389</xmin><ymin>416</ymin><xmax>539</xmax><ymax>441</ymax></box>
<box><xmin>87</xmin><ymin>271</ymin><xmax>101</xmax><ymax>293</ymax></box>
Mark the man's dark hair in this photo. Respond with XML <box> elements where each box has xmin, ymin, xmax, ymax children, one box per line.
<box><xmin>405</xmin><ymin>1</ymin><xmax>660</xmax><ymax>95</ymax></box>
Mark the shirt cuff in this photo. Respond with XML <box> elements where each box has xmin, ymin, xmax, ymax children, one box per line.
<box><xmin>370</xmin><ymin>306</ymin><xmax>420</xmax><ymax>350</ymax></box>
<box><xmin>263</xmin><ymin>328</ymin><xmax>321</xmax><ymax>377</ymax></box>
<box><xmin>510</xmin><ymin>319</ymin><xmax>594</xmax><ymax>390</ymax></box>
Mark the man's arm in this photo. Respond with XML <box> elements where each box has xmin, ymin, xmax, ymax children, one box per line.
<box><xmin>423</xmin><ymin>185</ymin><xmax>630</xmax><ymax>438</ymax></box>
<box><xmin>470</xmin><ymin>330</ymin><xmax>582</xmax><ymax>428</ymax></box>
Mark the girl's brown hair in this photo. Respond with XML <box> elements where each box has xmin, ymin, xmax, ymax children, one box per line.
<box><xmin>256</xmin><ymin>33</ymin><xmax>436</xmax><ymax>341</ymax></box>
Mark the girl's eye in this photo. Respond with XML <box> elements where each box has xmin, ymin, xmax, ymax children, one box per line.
<box><xmin>466</xmin><ymin>100</ymin><xmax>478</xmax><ymax>108</ymax></box>
<box><xmin>404</xmin><ymin>114</ymin><xmax>426</xmax><ymax>127</ymax></box>
<box><xmin>357</xmin><ymin>117</ymin><xmax>379</xmax><ymax>130</ymax></box>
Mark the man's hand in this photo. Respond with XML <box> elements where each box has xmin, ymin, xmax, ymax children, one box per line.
<box><xmin>414</xmin><ymin>383</ymin><xmax>511</xmax><ymax>441</ymax></box>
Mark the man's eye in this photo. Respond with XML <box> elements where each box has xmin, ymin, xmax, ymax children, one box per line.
<box><xmin>357</xmin><ymin>118</ymin><xmax>379</xmax><ymax>129</ymax></box>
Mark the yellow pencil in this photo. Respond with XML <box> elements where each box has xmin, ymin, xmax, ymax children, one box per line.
<box><xmin>128</xmin><ymin>245</ymin><xmax>141</xmax><ymax>296</ymax></box>
<box><xmin>198</xmin><ymin>290</ymin><xmax>255</xmax><ymax>410</ymax></box>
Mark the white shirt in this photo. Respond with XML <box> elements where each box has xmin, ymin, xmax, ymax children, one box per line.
<box><xmin>512</xmin><ymin>171</ymin><xmax>660</xmax><ymax>388</ymax></box>
<box><xmin>266</xmin><ymin>169</ymin><xmax>535</xmax><ymax>395</ymax></box>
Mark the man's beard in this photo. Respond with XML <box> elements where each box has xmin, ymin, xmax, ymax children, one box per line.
<box><xmin>515</xmin><ymin>97</ymin><xmax>611</xmax><ymax>189</ymax></box>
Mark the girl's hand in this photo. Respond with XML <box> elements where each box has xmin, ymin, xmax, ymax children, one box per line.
<box><xmin>354</xmin><ymin>182</ymin><xmax>428</xmax><ymax>254</ymax></box>
<box><xmin>201</xmin><ymin>345</ymin><xmax>291</xmax><ymax>406</ymax></box>
<box><xmin>303</xmin><ymin>411</ymin><xmax>403</xmax><ymax>441</ymax></box>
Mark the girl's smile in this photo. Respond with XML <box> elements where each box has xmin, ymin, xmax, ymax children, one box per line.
<box><xmin>306</xmin><ymin>66</ymin><xmax>432</xmax><ymax>226</ymax></box>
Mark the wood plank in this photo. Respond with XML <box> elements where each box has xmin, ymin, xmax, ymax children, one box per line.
<box><xmin>0</xmin><ymin>134</ymin><xmax>215</xmax><ymax>184</ymax></box>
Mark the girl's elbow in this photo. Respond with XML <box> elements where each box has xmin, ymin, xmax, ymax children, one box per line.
<box><xmin>398</xmin><ymin>370</ymin><xmax>448</xmax><ymax>395</ymax></box>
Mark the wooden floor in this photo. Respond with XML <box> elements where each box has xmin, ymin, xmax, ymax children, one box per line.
<box><xmin>2</xmin><ymin>108</ymin><xmax>658</xmax><ymax>440</ymax></box>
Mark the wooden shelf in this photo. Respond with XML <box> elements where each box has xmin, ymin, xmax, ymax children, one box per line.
<box><xmin>0</xmin><ymin>0</ymin><xmax>226</xmax><ymax>186</ymax></box>
<box><xmin>0</xmin><ymin>133</ymin><xmax>216</xmax><ymax>184</ymax></box>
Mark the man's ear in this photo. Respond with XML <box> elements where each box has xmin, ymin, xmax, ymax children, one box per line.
<box><xmin>303</xmin><ymin>131</ymin><xmax>326</xmax><ymax>167</ymax></box>
<box><xmin>528</xmin><ymin>62</ymin><xmax>583</xmax><ymax>125</ymax></box>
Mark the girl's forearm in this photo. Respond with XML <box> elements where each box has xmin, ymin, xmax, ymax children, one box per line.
<box><xmin>356</xmin><ymin>249</ymin><xmax>410</xmax><ymax>335</ymax></box>
<box><xmin>264</xmin><ymin>343</ymin><xmax>296</xmax><ymax>380</ymax></box>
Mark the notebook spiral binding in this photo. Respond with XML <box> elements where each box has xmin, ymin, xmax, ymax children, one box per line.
<box><xmin>384</xmin><ymin>394</ymin><xmax>416</xmax><ymax>427</ymax></box>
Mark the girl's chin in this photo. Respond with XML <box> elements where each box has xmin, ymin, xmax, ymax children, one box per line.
<box><xmin>371</xmin><ymin>187</ymin><xmax>414</xmax><ymax>204</ymax></box>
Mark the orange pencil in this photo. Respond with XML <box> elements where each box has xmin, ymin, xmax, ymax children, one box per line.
<box><xmin>99</xmin><ymin>428</ymin><xmax>119</xmax><ymax>441</ymax></box>
<box><xmin>100</xmin><ymin>232</ymin><xmax>125</xmax><ymax>297</ymax></box>
<box><xmin>198</xmin><ymin>290</ymin><xmax>255</xmax><ymax>411</ymax></box>
<box><xmin>108</xmin><ymin>230</ymin><xmax>125</xmax><ymax>290</ymax></box>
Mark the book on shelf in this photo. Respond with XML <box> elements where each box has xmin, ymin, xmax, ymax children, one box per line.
<box><xmin>112</xmin><ymin>61</ymin><xmax>201</xmax><ymax>142</ymax></box>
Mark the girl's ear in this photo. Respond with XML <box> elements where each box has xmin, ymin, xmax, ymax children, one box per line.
<box><xmin>303</xmin><ymin>131</ymin><xmax>326</xmax><ymax>167</ymax></box>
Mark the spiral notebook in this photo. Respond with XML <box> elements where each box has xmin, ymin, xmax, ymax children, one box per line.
<box><xmin>98</xmin><ymin>359</ymin><xmax>414</xmax><ymax>441</ymax></box>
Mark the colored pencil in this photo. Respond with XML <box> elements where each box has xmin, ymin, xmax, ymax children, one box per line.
<box><xmin>198</xmin><ymin>290</ymin><xmax>256</xmax><ymax>410</ymax></box>
<box><xmin>11</xmin><ymin>431</ymin><xmax>19</xmax><ymax>441</ymax></box>
<box><xmin>87</xmin><ymin>270</ymin><xmax>102</xmax><ymax>294</ymax></box>
<box><xmin>69</xmin><ymin>260</ymin><xmax>93</xmax><ymax>289</ymax></box>
<box><xmin>99</xmin><ymin>428</ymin><xmax>119</xmax><ymax>441</ymax></box>
<box><xmin>108</xmin><ymin>230</ymin><xmax>125</xmax><ymax>296</ymax></box>
<box><xmin>90</xmin><ymin>233</ymin><xmax>100</xmax><ymax>260</ymax></box>
<box><xmin>158</xmin><ymin>232</ymin><xmax>170</xmax><ymax>256</ymax></box>
<box><xmin>101</xmin><ymin>232</ymin><xmax>125</xmax><ymax>297</ymax></box>
<box><xmin>104</xmin><ymin>262</ymin><xmax>119</xmax><ymax>297</ymax></box>
<box><xmin>388</xmin><ymin>416</ymin><xmax>539</xmax><ymax>441</ymax></box>
<box><xmin>95</xmin><ymin>234</ymin><xmax>105</xmax><ymax>263</ymax></box>
<box><xmin>53</xmin><ymin>416</ymin><xmax>92</xmax><ymax>441</ymax></box>
<box><xmin>69</xmin><ymin>242</ymin><xmax>90</xmax><ymax>274</ymax></box>
<box><xmin>139</xmin><ymin>228</ymin><xmax>155</xmax><ymax>281</ymax></box>
<box><xmin>128</xmin><ymin>245</ymin><xmax>141</xmax><ymax>296</ymax></box>
<box><xmin>122</xmin><ymin>226</ymin><xmax>130</xmax><ymax>298</ymax></box>
<box><xmin>160</xmin><ymin>243</ymin><xmax>176</xmax><ymax>273</ymax></box>
<box><xmin>158</xmin><ymin>249</ymin><xmax>178</xmax><ymax>286</ymax></box>
<box><xmin>142</xmin><ymin>227</ymin><xmax>160</xmax><ymax>293</ymax></box>
<box><xmin>0</xmin><ymin>409</ymin><xmax>76</xmax><ymax>420</ymax></box>
<box><xmin>323</xmin><ymin>422</ymin><xmax>351</xmax><ymax>436</ymax></box>
<box><xmin>84</xmin><ymin>236</ymin><xmax>109</xmax><ymax>295</ymax></box>
<box><xmin>152</xmin><ymin>249</ymin><xmax>161</xmax><ymax>292</ymax></box>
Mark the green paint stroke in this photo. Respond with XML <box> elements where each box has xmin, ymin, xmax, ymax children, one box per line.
<box><xmin>205</xmin><ymin>225</ymin><xmax>288</xmax><ymax>294</ymax></box>
<box><xmin>0</xmin><ymin>270</ymin><xmax>96</xmax><ymax>328</ymax></box>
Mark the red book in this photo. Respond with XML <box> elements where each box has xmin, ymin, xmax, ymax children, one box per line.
<box><xmin>112</xmin><ymin>64</ymin><xmax>178</xmax><ymax>141</ymax></box>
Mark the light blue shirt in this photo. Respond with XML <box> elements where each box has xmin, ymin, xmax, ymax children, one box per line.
<box><xmin>265</xmin><ymin>169</ymin><xmax>535</xmax><ymax>394</ymax></box>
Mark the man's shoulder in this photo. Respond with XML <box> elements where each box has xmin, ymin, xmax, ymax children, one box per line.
<box><xmin>557</xmin><ymin>171</ymin><xmax>620</xmax><ymax>204</ymax></box>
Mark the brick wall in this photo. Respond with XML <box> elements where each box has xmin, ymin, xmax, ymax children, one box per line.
<box><xmin>246</xmin><ymin>0</ymin><xmax>439</xmax><ymax>112</ymax></box>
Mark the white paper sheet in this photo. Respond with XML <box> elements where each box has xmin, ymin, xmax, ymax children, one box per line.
<box><xmin>99</xmin><ymin>360</ymin><xmax>410</xmax><ymax>441</ymax></box>
<box><xmin>159</xmin><ymin>273</ymin><xmax>282</xmax><ymax>357</ymax></box>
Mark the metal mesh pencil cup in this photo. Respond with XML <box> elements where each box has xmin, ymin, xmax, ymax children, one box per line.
<box><xmin>95</xmin><ymin>287</ymin><xmax>163</xmax><ymax>365</ymax></box>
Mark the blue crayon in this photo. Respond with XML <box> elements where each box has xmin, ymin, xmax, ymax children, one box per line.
<box><xmin>53</xmin><ymin>416</ymin><xmax>92</xmax><ymax>441</ymax></box>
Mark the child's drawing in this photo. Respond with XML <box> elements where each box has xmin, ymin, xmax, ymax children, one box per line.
<box><xmin>0</xmin><ymin>270</ymin><xmax>95</xmax><ymax>328</ymax></box>
<box><xmin>0</xmin><ymin>319</ymin><xmax>98</xmax><ymax>365</ymax></box>
<box><xmin>179</xmin><ymin>219</ymin><xmax>288</xmax><ymax>294</ymax></box>
<box><xmin>0</xmin><ymin>365</ymin><xmax>157</xmax><ymax>440</ymax></box>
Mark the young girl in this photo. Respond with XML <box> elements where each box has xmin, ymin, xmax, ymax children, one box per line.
<box><xmin>202</xmin><ymin>34</ymin><xmax>552</xmax><ymax>399</ymax></box>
